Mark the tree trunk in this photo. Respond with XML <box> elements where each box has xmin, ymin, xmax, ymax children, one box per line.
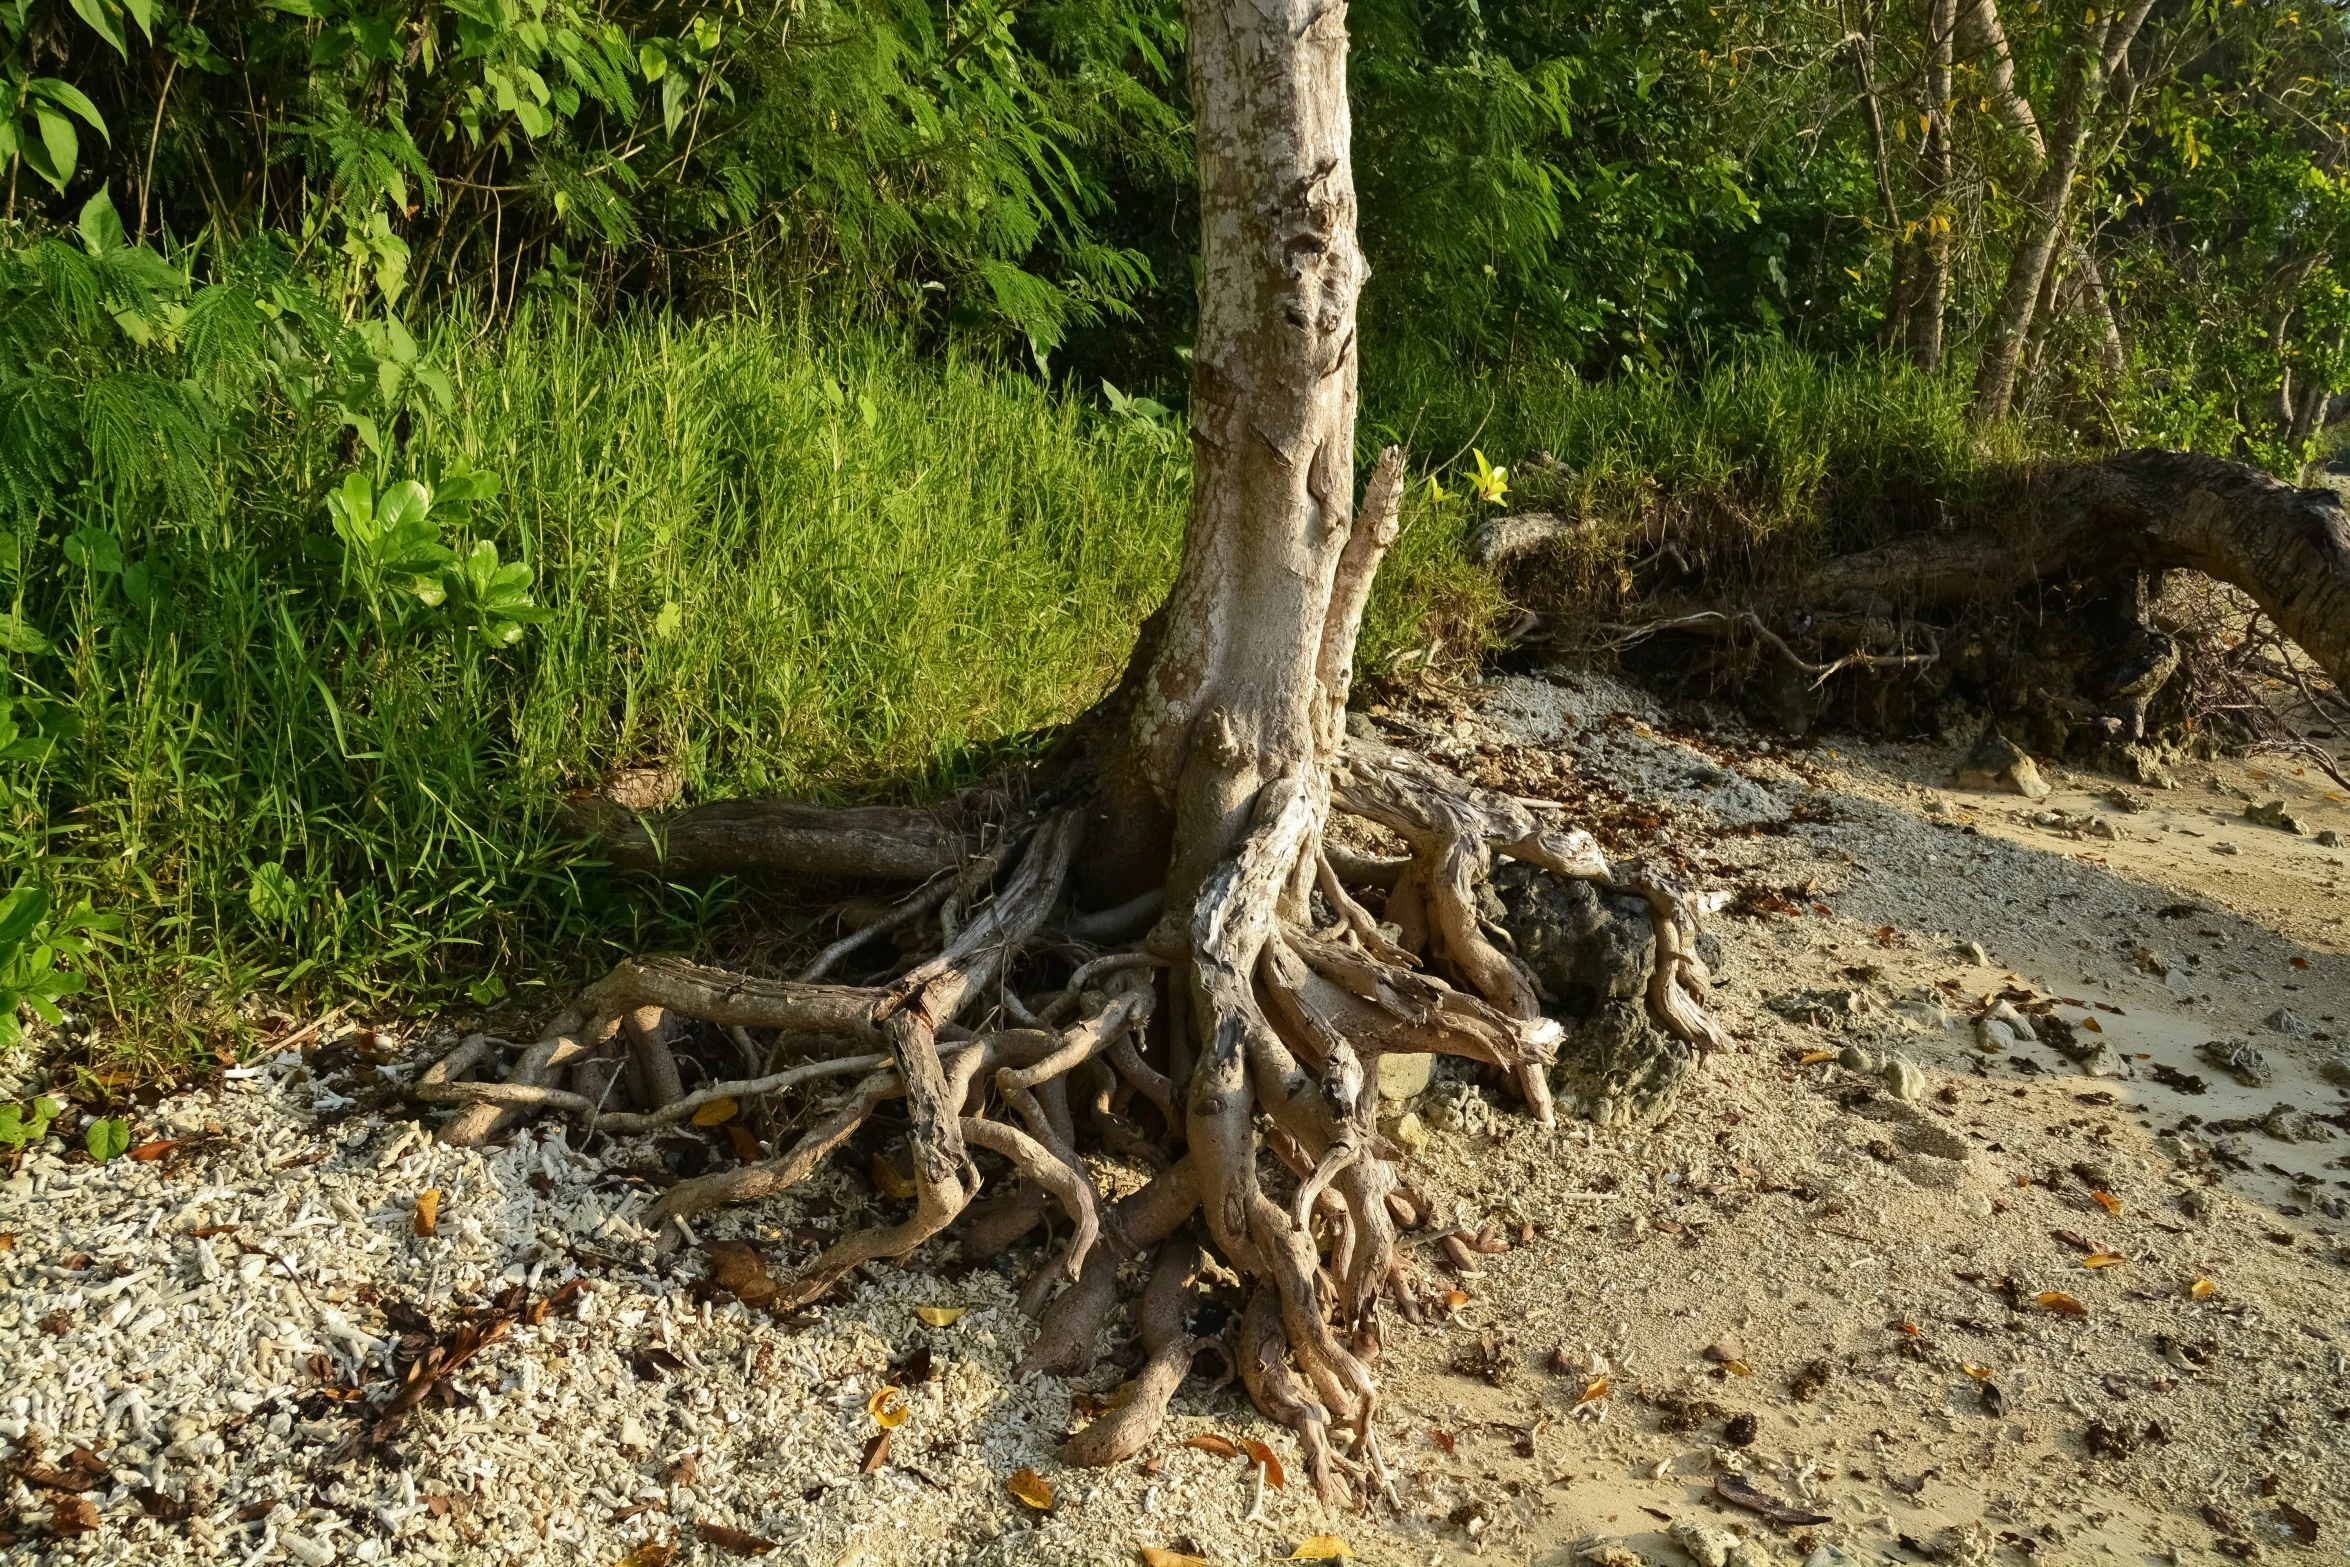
<box><xmin>1971</xmin><ymin>0</ymin><xmax>2155</xmax><ymax>422</ymax></box>
<box><xmin>1810</xmin><ymin>450</ymin><xmax>2350</xmax><ymax>689</ymax></box>
<box><xmin>1843</xmin><ymin>4</ymin><xmax>1912</xmax><ymax>350</ymax></box>
<box><xmin>460</xmin><ymin>0</ymin><xmax>1730</xmax><ymax>1507</ymax></box>
<box><xmin>1905</xmin><ymin>0</ymin><xmax>1958</xmax><ymax>373</ymax></box>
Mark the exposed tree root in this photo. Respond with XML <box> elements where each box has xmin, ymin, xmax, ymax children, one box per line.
<box><xmin>421</xmin><ymin>723</ymin><xmax>1726</xmax><ymax>1511</ymax></box>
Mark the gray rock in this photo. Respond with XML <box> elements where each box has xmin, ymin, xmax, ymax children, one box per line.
<box><xmin>2319</xmin><ymin>1055</ymin><xmax>2350</xmax><ymax>1088</ymax></box>
<box><xmin>1344</xmin><ymin>709</ymin><xmax>1381</xmax><ymax>741</ymax></box>
<box><xmin>1958</xmin><ymin>940</ymin><xmax>1989</xmax><ymax>965</ymax></box>
<box><xmin>1883</xmin><ymin>1057</ymin><xmax>1926</xmax><ymax>1102</ymax></box>
<box><xmin>2101</xmin><ymin>787</ymin><xmax>2149</xmax><ymax>813</ymax></box>
<box><xmin>1838</xmin><ymin>1043</ymin><xmax>1879</xmax><ymax>1074</ymax></box>
<box><xmin>2262</xmin><ymin>1007</ymin><xmax>2314</xmax><ymax>1038</ymax></box>
<box><xmin>2086</xmin><ymin>816</ymin><xmax>2120</xmax><ymax>841</ymax></box>
<box><xmin>2245</xmin><ymin>799</ymin><xmax>2307</xmax><ymax>834</ymax></box>
<box><xmin>1956</xmin><ymin>726</ymin><xmax>2051</xmax><ymax>799</ymax></box>
<box><xmin>2130</xmin><ymin>943</ymin><xmax>2170</xmax><ymax>978</ymax></box>
<box><xmin>2196</xmin><ymin>1038</ymin><xmax>2272</xmax><ymax>1088</ymax></box>
<box><xmin>2317</xmin><ymin>829</ymin><xmax>2343</xmax><ymax>848</ymax></box>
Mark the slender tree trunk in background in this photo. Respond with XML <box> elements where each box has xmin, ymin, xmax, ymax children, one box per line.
<box><xmin>1844</xmin><ymin>5</ymin><xmax>1913</xmax><ymax>351</ymax></box>
<box><xmin>2289</xmin><ymin>327</ymin><xmax>2344</xmax><ymax>449</ymax></box>
<box><xmin>1971</xmin><ymin>0</ymin><xmax>2156</xmax><ymax>423</ymax></box>
<box><xmin>1905</xmin><ymin>0</ymin><xmax>1957</xmax><ymax>373</ymax></box>
<box><xmin>1963</xmin><ymin>0</ymin><xmax>2134</xmax><ymax>402</ymax></box>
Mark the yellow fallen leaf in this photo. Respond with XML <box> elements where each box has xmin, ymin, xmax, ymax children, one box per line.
<box><xmin>1440</xmin><ymin>1289</ymin><xmax>1469</xmax><ymax>1311</ymax></box>
<box><xmin>1140</xmin><ymin>1550</ymin><xmax>1210</xmax><ymax>1567</ymax></box>
<box><xmin>2190</xmin><ymin>1276</ymin><xmax>2216</xmax><ymax>1299</ymax></box>
<box><xmin>868</xmin><ymin>1386</ymin><xmax>909</xmax><ymax>1428</ymax></box>
<box><xmin>1724</xmin><ymin>1358</ymin><xmax>1754</xmax><ymax>1376</ymax></box>
<box><xmin>1005</xmin><ymin>1467</ymin><xmax>1054</xmax><ymax>1510</ymax></box>
<box><xmin>913</xmin><ymin>1306</ymin><xmax>967</xmax><ymax>1327</ymax></box>
<box><xmin>691</xmin><ymin>1097</ymin><xmax>739</xmax><ymax>1127</ymax></box>
<box><xmin>2036</xmin><ymin>1291</ymin><xmax>2089</xmax><ymax>1317</ymax></box>
<box><xmin>872</xmin><ymin>1152</ymin><xmax>918</xmax><ymax>1199</ymax></box>
<box><xmin>1799</xmin><ymin>1049</ymin><xmax>1837</xmax><ymax>1065</ymax></box>
<box><xmin>613</xmin><ymin>1543</ymin><xmax>676</xmax><ymax>1567</ymax></box>
<box><xmin>1962</xmin><ymin>1362</ymin><xmax>1993</xmax><ymax>1379</ymax></box>
<box><xmin>1577</xmin><ymin>1375</ymin><xmax>1610</xmax><ymax>1404</ymax></box>
<box><xmin>2080</xmin><ymin>1016</ymin><xmax>2103</xmax><ymax>1034</ymax></box>
<box><xmin>1290</xmin><ymin>1538</ymin><xmax>1352</xmax><ymax>1560</ymax></box>
<box><xmin>2091</xmin><ymin>1190</ymin><xmax>2122</xmax><ymax>1216</ymax></box>
<box><xmin>1240</xmin><ymin>1437</ymin><xmax>1286</xmax><ymax>1488</ymax></box>
<box><xmin>2083</xmin><ymin>1251</ymin><xmax>2126</xmax><ymax>1268</ymax></box>
<box><xmin>1185</xmin><ymin>1433</ymin><xmax>1243</xmax><ymax>1460</ymax></box>
<box><xmin>413</xmin><ymin>1189</ymin><xmax>441</xmax><ymax>1238</ymax></box>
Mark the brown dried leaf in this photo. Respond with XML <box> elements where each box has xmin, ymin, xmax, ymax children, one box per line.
<box><xmin>1005</xmin><ymin>1467</ymin><xmax>1054</xmax><ymax>1510</ymax></box>
<box><xmin>707</xmin><ymin>1241</ymin><xmax>778</xmax><ymax>1307</ymax></box>
<box><xmin>412</xmin><ymin>1189</ymin><xmax>440</xmax><ymax>1237</ymax></box>
<box><xmin>0</xmin><ymin>1232</ymin><xmax>11</xmax><ymax>1249</ymax></box>
<box><xmin>2082</xmin><ymin>1251</ymin><xmax>2126</xmax><ymax>1269</ymax></box>
<box><xmin>1430</xmin><ymin>1427</ymin><xmax>1456</xmax><ymax>1454</ymax></box>
<box><xmin>867</xmin><ymin>1386</ymin><xmax>909</xmax><ymax>1428</ymax></box>
<box><xmin>724</xmin><ymin>1123</ymin><xmax>762</xmax><ymax>1163</ymax></box>
<box><xmin>1577</xmin><ymin>1375</ymin><xmax>1610</xmax><ymax>1405</ymax></box>
<box><xmin>2276</xmin><ymin>1502</ymin><xmax>2319</xmax><ymax>1545</ymax></box>
<box><xmin>696</xmin><ymin>1522</ymin><xmax>778</xmax><ymax>1557</ymax></box>
<box><xmin>871</xmin><ymin>1151</ymin><xmax>918</xmax><ymax>1199</ymax></box>
<box><xmin>1184</xmin><ymin>1434</ymin><xmax>1243</xmax><ymax>1460</ymax></box>
<box><xmin>2036</xmin><ymin>1291</ymin><xmax>2089</xmax><ymax>1317</ymax></box>
<box><xmin>50</xmin><ymin>1495</ymin><xmax>100</xmax><ymax>1537</ymax></box>
<box><xmin>2091</xmin><ymin>1190</ymin><xmax>2122</xmax><ymax>1216</ymax></box>
<box><xmin>1139</xmin><ymin>1549</ymin><xmax>1211</xmax><ymax>1567</ymax></box>
<box><xmin>128</xmin><ymin>1139</ymin><xmax>177</xmax><ymax>1162</ymax></box>
<box><xmin>860</xmin><ymin>1431</ymin><xmax>891</xmax><ymax>1473</ymax></box>
<box><xmin>1723</xmin><ymin>1358</ymin><xmax>1754</xmax><ymax>1376</ymax></box>
<box><xmin>612</xmin><ymin>1543</ymin><xmax>676</xmax><ymax>1567</ymax></box>
<box><xmin>1239</xmin><ymin>1438</ymin><xmax>1286</xmax><ymax>1489</ymax></box>
<box><xmin>1714</xmin><ymin>1472</ymin><xmax>1831</xmax><ymax>1526</ymax></box>
<box><xmin>691</xmin><ymin>1097</ymin><xmax>740</xmax><ymax>1128</ymax></box>
<box><xmin>2080</xmin><ymin>1015</ymin><xmax>2104</xmax><ymax>1034</ymax></box>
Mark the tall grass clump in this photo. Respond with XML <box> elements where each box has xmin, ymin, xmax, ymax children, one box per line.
<box><xmin>15</xmin><ymin>310</ymin><xmax>1194</xmax><ymax>1029</ymax></box>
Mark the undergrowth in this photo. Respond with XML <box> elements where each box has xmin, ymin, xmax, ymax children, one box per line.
<box><xmin>2</xmin><ymin>304</ymin><xmax>2010</xmax><ymax>1068</ymax></box>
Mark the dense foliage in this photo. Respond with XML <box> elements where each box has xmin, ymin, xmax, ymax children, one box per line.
<box><xmin>0</xmin><ymin>0</ymin><xmax>2346</xmax><ymax>1031</ymax></box>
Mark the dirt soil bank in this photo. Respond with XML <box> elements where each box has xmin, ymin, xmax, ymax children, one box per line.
<box><xmin>2</xmin><ymin>665</ymin><xmax>2346</xmax><ymax>1567</ymax></box>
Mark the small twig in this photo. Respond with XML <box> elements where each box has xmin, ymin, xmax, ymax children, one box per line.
<box><xmin>1608</xmin><ymin>609</ymin><xmax>1939</xmax><ymax>688</ymax></box>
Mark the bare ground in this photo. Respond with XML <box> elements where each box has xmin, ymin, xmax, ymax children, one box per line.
<box><xmin>2</xmin><ymin>665</ymin><xmax>2346</xmax><ymax>1567</ymax></box>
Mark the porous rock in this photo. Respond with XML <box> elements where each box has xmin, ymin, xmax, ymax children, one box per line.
<box><xmin>1492</xmin><ymin>863</ymin><xmax>1688</xmax><ymax>1127</ymax></box>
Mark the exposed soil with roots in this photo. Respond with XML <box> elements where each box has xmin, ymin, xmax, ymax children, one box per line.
<box><xmin>423</xmin><ymin>716</ymin><xmax>1730</xmax><ymax>1509</ymax></box>
<box><xmin>4</xmin><ymin>664</ymin><xmax>2347</xmax><ymax>1567</ymax></box>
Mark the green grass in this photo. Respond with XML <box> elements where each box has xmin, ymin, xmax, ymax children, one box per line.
<box><xmin>4</xmin><ymin>311</ymin><xmax>2013</xmax><ymax>1058</ymax></box>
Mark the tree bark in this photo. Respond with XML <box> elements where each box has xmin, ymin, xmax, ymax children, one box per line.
<box><xmin>1905</xmin><ymin>0</ymin><xmax>1958</xmax><ymax>373</ymax></box>
<box><xmin>1122</xmin><ymin>0</ymin><xmax>1390</xmax><ymax>917</ymax></box>
<box><xmin>1971</xmin><ymin>0</ymin><xmax>2155</xmax><ymax>422</ymax></box>
<box><xmin>1842</xmin><ymin>1</ymin><xmax>1911</xmax><ymax>349</ymax></box>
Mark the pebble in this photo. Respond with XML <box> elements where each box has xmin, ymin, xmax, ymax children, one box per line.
<box><xmin>2317</xmin><ymin>829</ymin><xmax>2343</xmax><ymax>848</ymax></box>
<box><xmin>1958</xmin><ymin>941</ymin><xmax>1989</xmax><ymax>965</ymax></box>
<box><xmin>2262</xmin><ymin>1007</ymin><xmax>2313</xmax><ymax>1038</ymax></box>
<box><xmin>1882</xmin><ymin>1057</ymin><xmax>1926</xmax><ymax>1102</ymax></box>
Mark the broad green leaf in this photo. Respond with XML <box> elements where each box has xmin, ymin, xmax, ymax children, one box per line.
<box><xmin>0</xmin><ymin>613</ymin><xmax>51</xmax><ymax>656</ymax></box>
<box><xmin>65</xmin><ymin>0</ymin><xmax>128</xmax><ymax>54</ymax></box>
<box><xmin>32</xmin><ymin>106</ymin><xmax>80</xmax><ymax>193</ymax></box>
<box><xmin>86</xmin><ymin>1117</ymin><xmax>131</xmax><ymax>1162</ymax></box>
<box><xmin>247</xmin><ymin>861</ymin><xmax>300</xmax><ymax>924</ymax></box>
<box><xmin>32</xmin><ymin>79</ymin><xmax>110</xmax><ymax>139</ymax></box>
<box><xmin>639</xmin><ymin>41</ymin><xmax>666</xmax><ymax>80</ymax></box>
<box><xmin>654</xmin><ymin>601</ymin><xmax>683</xmax><ymax>638</ymax></box>
<box><xmin>0</xmin><ymin>883</ymin><xmax>49</xmax><ymax>948</ymax></box>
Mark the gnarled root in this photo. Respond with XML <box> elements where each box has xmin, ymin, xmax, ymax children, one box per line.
<box><xmin>410</xmin><ymin>702</ymin><xmax>1732</xmax><ymax>1513</ymax></box>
